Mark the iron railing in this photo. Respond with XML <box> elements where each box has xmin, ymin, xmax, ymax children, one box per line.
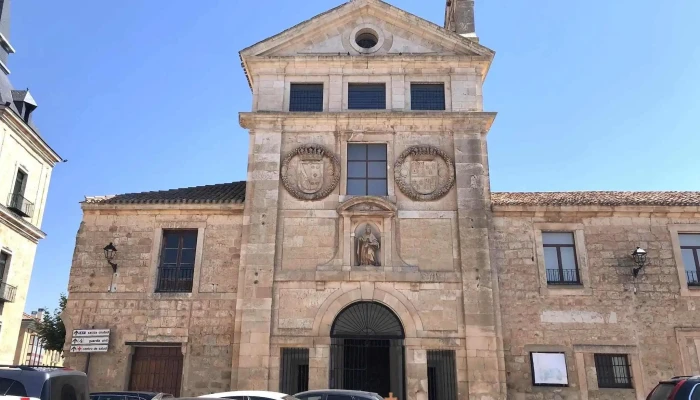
<box><xmin>7</xmin><ymin>193</ymin><xmax>34</xmax><ymax>218</ymax></box>
<box><xmin>280</xmin><ymin>348</ymin><xmax>309</xmax><ymax>395</ymax></box>
<box><xmin>687</xmin><ymin>271</ymin><xmax>700</xmax><ymax>286</ymax></box>
<box><xmin>546</xmin><ymin>269</ymin><xmax>581</xmax><ymax>285</ymax></box>
<box><xmin>594</xmin><ymin>354</ymin><xmax>633</xmax><ymax>389</ymax></box>
<box><xmin>155</xmin><ymin>267</ymin><xmax>194</xmax><ymax>293</ymax></box>
<box><xmin>0</xmin><ymin>281</ymin><xmax>17</xmax><ymax>302</ymax></box>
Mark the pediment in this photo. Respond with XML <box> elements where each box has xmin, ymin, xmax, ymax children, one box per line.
<box><xmin>338</xmin><ymin>196</ymin><xmax>397</xmax><ymax>216</ymax></box>
<box><xmin>240</xmin><ymin>0</ymin><xmax>493</xmax><ymax>59</ymax></box>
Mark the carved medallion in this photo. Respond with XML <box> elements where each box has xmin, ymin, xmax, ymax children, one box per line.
<box><xmin>281</xmin><ymin>144</ymin><xmax>340</xmax><ymax>200</ymax></box>
<box><xmin>395</xmin><ymin>145</ymin><xmax>455</xmax><ymax>201</ymax></box>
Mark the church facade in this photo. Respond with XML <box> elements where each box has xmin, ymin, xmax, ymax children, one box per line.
<box><xmin>64</xmin><ymin>1</ymin><xmax>700</xmax><ymax>400</ymax></box>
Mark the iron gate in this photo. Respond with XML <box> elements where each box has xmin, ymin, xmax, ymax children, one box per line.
<box><xmin>280</xmin><ymin>348</ymin><xmax>309</xmax><ymax>394</ymax></box>
<box><xmin>427</xmin><ymin>350</ymin><xmax>457</xmax><ymax>400</ymax></box>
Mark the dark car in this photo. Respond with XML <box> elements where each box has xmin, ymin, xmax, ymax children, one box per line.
<box><xmin>294</xmin><ymin>390</ymin><xmax>383</xmax><ymax>400</ymax></box>
<box><xmin>0</xmin><ymin>365</ymin><xmax>89</xmax><ymax>400</ymax></box>
<box><xmin>90</xmin><ymin>392</ymin><xmax>174</xmax><ymax>400</ymax></box>
<box><xmin>647</xmin><ymin>376</ymin><xmax>700</xmax><ymax>400</ymax></box>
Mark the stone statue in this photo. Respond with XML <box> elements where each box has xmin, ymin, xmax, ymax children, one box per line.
<box><xmin>356</xmin><ymin>225</ymin><xmax>380</xmax><ymax>266</ymax></box>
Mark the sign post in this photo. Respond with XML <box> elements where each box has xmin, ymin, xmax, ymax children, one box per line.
<box><xmin>69</xmin><ymin>329</ymin><xmax>110</xmax><ymax>377</ymax></box>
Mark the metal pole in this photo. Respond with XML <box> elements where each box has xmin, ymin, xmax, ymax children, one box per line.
<box><xmin>85</xmin><ymin>352</ymin><xmax>91</xmax><ymax>376</ymax></box>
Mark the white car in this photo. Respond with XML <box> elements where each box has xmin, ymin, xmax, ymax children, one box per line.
<box><xmin>199</xmin><ymin>391</ymin><xmax>296</xmax><ymax>400</ymax></box>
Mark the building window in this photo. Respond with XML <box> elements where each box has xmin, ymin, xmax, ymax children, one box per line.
<box><xmin>542</xmin><ymin>232</ymin><xmax>580</xmax><ymax>285</ymax></box>
<box><xmin>12</xmin><ymin>169</ymin><xmax>27</xmax><ymax>197</ymax></box>
<box><xmin>680</xmin><ymin>234</ymin><xmax>700</xmax><ymax>286</ymax></box>
<box><xmin>411</xmin><ymin>83</ymin><xmax>446</xmax><ymax>111</ymax></box>
<box><xmin>594</xmin><ymin>354</ymin><xmax>633</xmax><ymax>389</ymax></box>
<box><xmin>427</xmin><ymin>350</ymin><xmax>458</xmax><ymax>400</ymax></box>
<box><xmin>289</xmin><ymin>84</ymin><xmax>323</xmax><ymax>112</ymax></box>
<box><xmin>156</xmin><ymin>230</ymin><xmax>198</xmax><ymax>293</ymax></box>
<box><xmin>279</xmin><ymin>348</ymin><xmax>309</xmax><ymax>395</ymax></box>
<box><xmin>347</xmin><ymin>144</ymin><xmax>387</xmax><ymax>196</ymax></box>
<box><xmin>0</xmin><ymin>252</ymin><xmax>8</xmax><ymax>281</ymax></box>
<box><xmin>348</xmin><ymin>83</ymin><xmax>386</xmax><ymax>110</ymax></box>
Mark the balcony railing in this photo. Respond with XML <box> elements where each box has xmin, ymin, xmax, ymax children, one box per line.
<box><xmin>546</xmin><ymin>268</ymin><xmax>581</xmax><ymax>285</ymax></box>
<box><xmin>155</xmin><ymin>267</ymin><xmax>194</xmax><ymax>293</ymax></box>
<box><xmin>687</xmin><ymin>271</ymin><xmax>700</xmax><ymax>287</ymax></box>
<box><xmin>7</xmin><ymin>193</ymin><xmax>34</xmax><ymax>218</ymax></box>
<box><xmin>0</xmin><ymin>281</ymin><xmax>17</xmax><ymax>302</ymax></box>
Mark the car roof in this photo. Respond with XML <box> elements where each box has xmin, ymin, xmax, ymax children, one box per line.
<box><xmin>91</xmin><ymin>392</ymin><xmax>160</xmax><ymax>396</ymax></box>
<box><xmin>295</xmin><ymin>390</ymin><xmax>378</xmax><ymax>396</ymax></box>
<box><xmin>199</xmin><ymin>391</ymin><xmax>289</xmax><ymax>399</ymax></box>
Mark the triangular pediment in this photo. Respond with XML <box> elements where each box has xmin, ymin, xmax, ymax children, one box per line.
<box><xmin>240</xmin><ymin>0</ymin><xmax>494</xmax><ymax>58</ymax></box>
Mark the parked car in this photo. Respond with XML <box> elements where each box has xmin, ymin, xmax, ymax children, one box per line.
<box><xmin>294</xmin><ymin>390</ymin><xmax>383</xmax><ymax>400</ymax></box>
<box><xmin>0</xmin><ymin>365</ymin><xmax>89</xmax><ymax>400</ymax></box>
<box><xmin>90</xmin><ymin>392</ymin><xmax>174</xmax><ymax>400</ymax></box>
<box><xmin>199</xmin><ymin>391</ymin><xmax>296</xmax><ymax>400</ymax></box>
<box><xmin>647</xmin><ymin>376</ymin><xmax>700</xmax><ymax>400</ymax></box>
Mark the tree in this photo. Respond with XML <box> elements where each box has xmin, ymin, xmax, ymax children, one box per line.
<box><xmin>34</xmin><ymin>293</ymin><xmax>67</xmax><ymax>353</ymax></box>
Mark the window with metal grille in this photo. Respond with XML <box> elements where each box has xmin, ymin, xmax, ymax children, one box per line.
<box><xmin>347</xmin><ymin>143</ymin><xmax>387</xmax><ymax>196</ymax></box>
<box><xmin>542</xmin><ymin>232</ymin><xmax>581</xmax><ymax>285</ymax></box>
<box><xmin>427</xmin><ymin>350</ymin><xmax>457</xmax><ymax>400</ymax></box>
<box><xmin>348</xmin><ymin>83</ymin><xmax>386</xmax><ymax>110</ymax></box>
<box><xmin>279</xmin><ymin>348</ymin><xmax>309</xmax><ymax>395</ymax></box>
<box><xmin>411</xmin><ymin>83</ymin><xmax>446</xmax><ymax>111</ymax></box>
<box><xmin>680</xmin><ymin>234</ymin><xmax>700</xmax><ymax>286</ymax></box>
<box><xmin>290</xmin><ymin>84</ymin><xmax>324</xmax><ymax>112</ymax></box>
<box><xmin>594</xmin><ymin>354</ymin><xmax>633</xmax><ymax>389</ymax></box>
<box><xmin>156</xmin><ymin>230</ymin><xmax>197</xmax><ymax>293</ymax></box>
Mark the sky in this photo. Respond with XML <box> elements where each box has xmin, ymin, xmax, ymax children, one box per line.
<box><xmin>10</xmin><ymin>0</ymin><xmax>700</xmax><ymax>312</ymax></box>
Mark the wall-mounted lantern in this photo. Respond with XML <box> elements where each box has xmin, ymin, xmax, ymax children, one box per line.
<box><xmin>631</xmin><ymin>247</ymin><xmax>647</xmax><ymax>277</ymax></box>
<box><xmin>103</xmin><ymin>242</ymin><xmax>118</xmax><ymax>273</ymax></box>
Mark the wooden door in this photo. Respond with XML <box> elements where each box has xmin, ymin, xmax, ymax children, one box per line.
<box><xmin>128</xmin><ymin>346</ymin><xmax>183</xmax><ymax>396</ymax></box>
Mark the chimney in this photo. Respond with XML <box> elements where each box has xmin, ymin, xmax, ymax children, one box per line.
<box><xmin>445</xmin><ymin>0</ymin><xmax>476</xmax><ymax>39</ymax></box>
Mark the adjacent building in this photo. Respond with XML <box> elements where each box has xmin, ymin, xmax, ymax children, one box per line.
<box><xmin>63</xmin><ymin>1</ymin><xmax>700</xmax><ymax>399</ymax></box>
<box><xmin>0</xmin><ymin>0</ymin><xmax>63</xmax><ymax>364</ymax></box>
<box><xmin>14</xmin><ymin>309</ymin><xmax>63</xmax><ymax>366</ymax></box>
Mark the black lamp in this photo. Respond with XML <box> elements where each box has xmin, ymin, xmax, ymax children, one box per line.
<box><xmin>631</xmin><ymin>247</ymin><xmax>647</xmax><ymax>277</ymax></box>
<box><xmin>103</xmin><ymin>242</ymin><xmax>118</xmax><ymax>273</ymax></box>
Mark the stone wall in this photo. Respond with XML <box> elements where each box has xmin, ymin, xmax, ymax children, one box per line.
<box><xmin>492</xmin><ymin>208</ymin><xmax>700</xmax><ymax>400</ymax></box>
<box><xmin>63</xmin><ymin>205</ymin><xmax>243</xmax><ymax>395</ymax></box>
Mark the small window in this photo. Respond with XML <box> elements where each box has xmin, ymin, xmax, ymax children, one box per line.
<box><xmin>356</xmin><ymin>30</ymin><xmax>378</xmax><ymax>49</ymax></box>
<box><xmin>12</xmin><ymin>169</ymin><xmax>27</xmax><ymax>197</ymax></box>
<box><xmin>542</xmin><ymin>232</ymin><xmax>580</xmax><ymax>285</ymax></box>
<box><xmin>290</xmin><ymin>84</ymin><xmax>324</xmax><ymax>112</ymax></box>
<box><xmin>680</xmin><ymin>233</ymin><xmax>700</xmax><ymax>286</ymax></box>
<box><xmin>427</xmin><ymin>350</ymin><xmax>457</xmax><ymax>400</ymax></box>
<box><xmin>295</xmin><ymin>396</ymin><xmax>322</xmax><ymax>400</ymax></box>
<box><xmin>411</xmin><ymin>83</ymin><xmax>446</xmax><ymax>111</ymax></box>
<box><xmin>279</xmin><ymin>348</ymin><xmax>309</xmax><ymax>395</ymax></box>
<box><xmin>594</xmin><ymin>354</ymin><xmax>633</xmax><ymax>389</ymax></box>
<box><xmin>0</xmin><ymin>252</ymin><xmax>9</xmax><ymax>282</ymax></box>
<box><xmin>156</xmin><ymin>230</ymin><xmax>198</xmax><ymax>293</ymax></box>
<box><xmin>348</xmin><ymin>83</ymin><xmax>386</xmax><ymax>110</ymax></box>
<box><xmin>0</xmin><ymin>378</ymin><xmax>27</xmax><ymax>397</ymax></box>
<box><xmin>347</xmin><ymin>143</ymin><xmax>387</xmax><ymax>196</ymax></box>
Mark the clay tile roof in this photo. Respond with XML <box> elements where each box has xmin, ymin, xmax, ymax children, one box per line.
<box><xmin>22</xmin><ymin>313</ymin><xmax>33</xmax><ymax>320</ymax></box>
<box><xmin>492</xmin><ymin>191</ymin><xmax>700</xmax><ymax>207</ymax></box>
<box><xmin>84</xmin><ymin>181</ymin><xmax>246</xmax><ymax>205</ymax></box>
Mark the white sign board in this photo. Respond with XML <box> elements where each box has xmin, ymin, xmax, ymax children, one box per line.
<box><xmin>71</xmin><ymin>336</ymin><xmax>109</xmax><ymax>345</ymax></box>
<box><xmin>531</xmin><ymin>352</ymin><xmax>568</xmax><ymax>386</ymax></box>
<box><xmin>72</xmin><ymin>329</ymin><xmax>110</xmax><ymax>337</ymax></box>
<box><xmin>70</xmin><ymin>344</ymin><xmax>108</xmax><ymax>353</ymax></box>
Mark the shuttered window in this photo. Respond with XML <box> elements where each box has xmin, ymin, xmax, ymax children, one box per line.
<box><xmin>290</xmin><ymin>84</ymin><xmax>324</xmax><ymax>112</ymax></box>
<box><xmin>411</xmin><ymin>83</ymin><xmax>445</xmax><ymax>110</ymax></box>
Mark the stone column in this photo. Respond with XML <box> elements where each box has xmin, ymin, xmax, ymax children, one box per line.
<box><xmin>405</xmin><ymin>347</ymin><xmax>428</xmax><ymax>400</ymax></box>
<box><xmin>232</xmin><ymin>124</ymin><xmax>282</xmax><ymax>390</ymax></box>
<box><xmin>453</xmin><ymin>127</ymin><xmax>505</xmax><ymax>400</ymax></box>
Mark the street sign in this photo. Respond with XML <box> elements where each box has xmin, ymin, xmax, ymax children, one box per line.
<box><xmin>71</xmin><ymin>336</ymin><xmax>109</xmax><ymax>345</ymax></box>
<box><xmin>72</xmin><ymin>329</ymin><xmax>110</xmax><ymax>337</ymax></box>
<box><xmin>69</xmin><ymin>344</ymin><xmax>108</xmax><ymax>353</ymax></box>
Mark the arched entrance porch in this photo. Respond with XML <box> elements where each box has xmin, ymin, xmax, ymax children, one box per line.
<box><xmin>329</xmin><ymin>301</ymin><xmax>405</xmax><ymax>400</ymax></box>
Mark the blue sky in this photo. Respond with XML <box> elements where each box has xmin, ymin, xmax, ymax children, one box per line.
<box><xmin>11</xmin><ymin>0</ymin><xmax>700</xmax><ymax>312</ymax></box>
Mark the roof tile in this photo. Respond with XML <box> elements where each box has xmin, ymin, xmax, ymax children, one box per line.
<box><xmin>84</xmin><ymin>181</ymin><xmax>246</xmax><ymax>205</ymax></box>
<box><xmin>492</xmin><ymin>191</ymin><xmax>700</xmax><ymax>207</ymax></box>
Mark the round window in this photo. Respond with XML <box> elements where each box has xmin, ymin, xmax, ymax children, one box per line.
<box><xmin>356</xmin><ymin>31</ymin><xmax>379</xmax><ymax>49</ymax></box>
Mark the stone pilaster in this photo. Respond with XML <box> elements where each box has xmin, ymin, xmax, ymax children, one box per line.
<box><xmin>406</xmin><ymin>347</ymin><xmax>428</xmax><ymax>400</ymax></box>
<box><xmin>232</xmin><ymin>127</ymin><xmax>282</xmax><ymax>390</ymax></box>
<box><xmin>453</xmin><ymin>127</ymin><xmax>505</xmax><ymax>400</ymax></box>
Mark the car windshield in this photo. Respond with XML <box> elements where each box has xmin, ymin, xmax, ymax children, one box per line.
<box><xmin>649</xmin><ymin>383</ymin><xmax>677</xmax><ymax>400</ymax></box>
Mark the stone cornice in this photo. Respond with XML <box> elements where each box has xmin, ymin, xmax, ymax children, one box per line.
<box><xmin>0</xmin><ymin>204</ymin><xmax>45</xmax><ymax>243</ymax></box>
<box><xmin>0</xmin><ymin>106</ymin><xmax>62</xmax><ymax>166</ymax></box>
<box><xmin>239</xmin><ymin>111</ymin><xmax>496</xmax><ymax>135</ymax></box>
<box><xmin>81</xmin><ymin>203</ymin><xmax>245</xmax><ymax>213</ymax></box>
<box><xmin>492</xmin><ymin>204</ymin><xmax>700</xmax><ymax>218</ymax></box>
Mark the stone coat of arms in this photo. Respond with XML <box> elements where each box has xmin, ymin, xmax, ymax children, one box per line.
<box><xmin>395</xmin><ymin>145</ymin><xmax>455</xmax><ymax>201</ymax></box>
<box><xmin>281</xmin><ymin>144</ymin><xmax>340</xmax><ymax>201</ymax></box>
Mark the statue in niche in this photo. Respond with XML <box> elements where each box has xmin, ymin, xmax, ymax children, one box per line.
<box><xmin>356</xmin><ymin>224</ymin><xmax>381</xmax><ymax>266</ymax></box>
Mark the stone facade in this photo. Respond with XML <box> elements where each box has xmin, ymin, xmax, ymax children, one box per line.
<box><xmin>63</xmin><ymin>1</ymin><xmax>700</xmax><ymax>400</ymax></box>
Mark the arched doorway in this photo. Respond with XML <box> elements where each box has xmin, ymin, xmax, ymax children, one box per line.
<box><xmin>330</xmin><ymin>301</ymin><xmax>405</xmax><ymax>400</ymax></box>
